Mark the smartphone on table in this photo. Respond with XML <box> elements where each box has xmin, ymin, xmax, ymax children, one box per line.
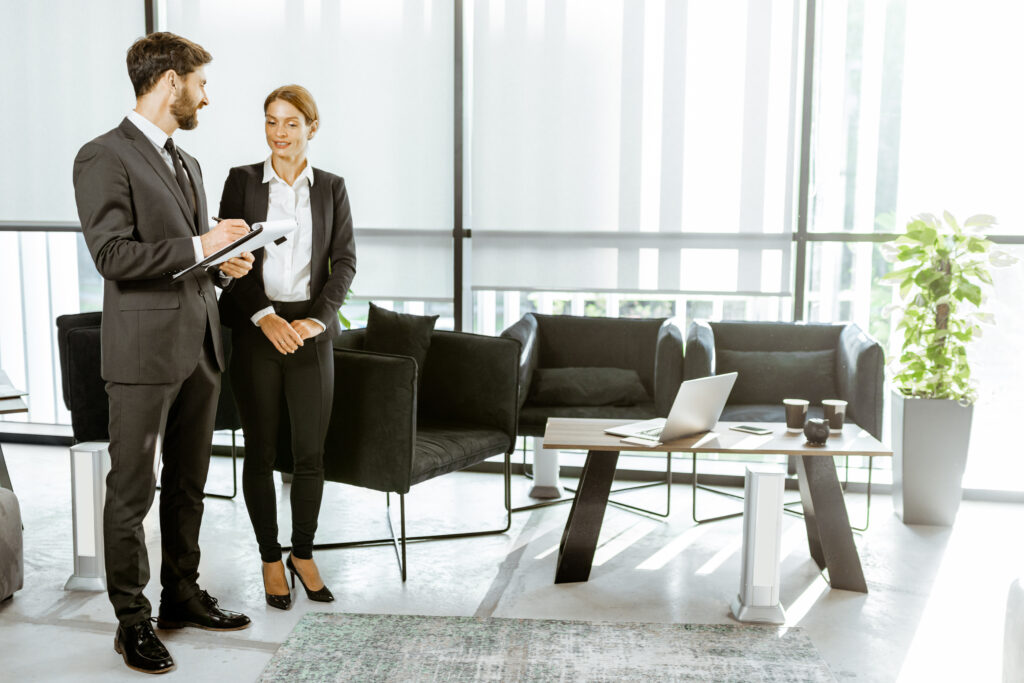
<box><xmin>729</xmin><ymin>424</ymin><xmax>773</xmax><ymax>435</ymax></box>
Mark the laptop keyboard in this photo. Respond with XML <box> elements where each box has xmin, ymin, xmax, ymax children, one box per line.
<box><xmin>636</xmin><ymin>426</ymin><xmax>663</xmax><ymax>438</ymax></box>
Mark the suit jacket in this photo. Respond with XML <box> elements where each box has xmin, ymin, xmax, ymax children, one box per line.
<box><xmin>217</xmin><ymin>162</ymin><xmax>356</xmax><ymax>339</ymax></box>
<box><xmin>73</xmin><ymin>118</ymin><xmax>226</xmax><ymax>384</ymax></box>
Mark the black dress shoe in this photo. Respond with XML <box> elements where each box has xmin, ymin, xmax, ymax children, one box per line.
<box><xmin>156</xmin><ymin>590</ymin><xmax>251</xmax><ymax>631</ymax></box>
<box><xmin>287</xmin><ymin>554</ymin><xmax>335</xmax><ymax>602</ymax></box>
<box><xmin>114</xmin><ymin>620</ymin><xmax>175</xmax><ymax>674</ymax></box>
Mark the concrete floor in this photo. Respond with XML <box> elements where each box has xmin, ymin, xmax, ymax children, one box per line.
<box><xmin>0</xmin><ymin>442</ymin><xmax>1021</xmax><ymax>682</ymax></box>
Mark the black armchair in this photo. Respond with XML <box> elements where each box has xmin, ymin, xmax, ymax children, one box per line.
<box><xmin>684</xmin><ymin>320</ymin><xmax>884</xmax><ymax>525</ymax></box>
<box><xmin>274</xmin><ymin>328</ymin><xmax>520</xmax><ymax>581</ymax></box>
<box><xmin>500</xmin><ymin>313</ymin><xmax>684</xmax><ymax>516</ymax></box>
<box><xmin>502</xmin><ymin>313</ymin><xmax>684</xmax><ymax>434</ymax></box>
<box><xmin>55</xmin><ymin>312</ymin><xmax>241</xmax><ymax>499</ymax></box>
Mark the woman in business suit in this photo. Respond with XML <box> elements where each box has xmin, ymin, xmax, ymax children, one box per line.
<box><xmin>218</xmin><ymin>84</ymin><xmax>356</xmax><ymax>609</ymax></box>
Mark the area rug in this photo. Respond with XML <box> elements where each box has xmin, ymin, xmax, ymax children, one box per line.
<box><xmin>259</xmin><ymin>613</ymin><xmax>835</xmax><ymax>682</ymax></box>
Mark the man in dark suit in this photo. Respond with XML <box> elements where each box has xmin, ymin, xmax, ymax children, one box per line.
<box><xmin>73</xmin><ymin>32</ymin><xmax>255</xmax><ymax>675</ymax></box>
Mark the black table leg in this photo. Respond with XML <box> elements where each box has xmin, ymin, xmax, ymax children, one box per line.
<box><xmin>554</xmin><ymin>449</ymin><xmax>619</xmax><ymax>584</ymax></box>
<box><xmin>0</xmin><ymin>442</ymin><xmax>13</xmax><ymax>491</ymax></box>
<box><xmin>796</xmin><ymin>455</ymin><xmax>867</xmax><ymax>593</ymax></box>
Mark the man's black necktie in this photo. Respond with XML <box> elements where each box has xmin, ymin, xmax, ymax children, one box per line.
<box><xmin>164</xmin><ymin>137</ymin><xmax>197</xmax><ymax>228</ymax></box>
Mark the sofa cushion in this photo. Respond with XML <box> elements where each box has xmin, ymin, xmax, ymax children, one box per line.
<box><xmin>364</xmin><ymin>303</ymin><xmax>438</xmax><ymax>384</ymax></box>
<box><xmin>411</xmin><ymin>421</ymin><xmax>512</xmax><ymax>487</ymax></box>
<box><xmin>529</xmin><ymin>367</ymin><xmax>649</xmax><ymax>407</ymax></box>
<box><xmin>716</xmin><ymin>349</ymin><xmax>837</xmax><ymax>405</ymax></box>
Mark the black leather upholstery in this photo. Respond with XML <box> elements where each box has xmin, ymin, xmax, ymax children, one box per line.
<box><xmin>500</xmin><ymin>313</ymin><xmax>684</xmax><ymax>437</ymax></box>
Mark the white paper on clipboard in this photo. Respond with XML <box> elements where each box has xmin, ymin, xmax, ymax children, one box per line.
<box><xmin>171</xmin><ymin>219</ymin><xmax>296</xmax><ymax>280</ymax></box>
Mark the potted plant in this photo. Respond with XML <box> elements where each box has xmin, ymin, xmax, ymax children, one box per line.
<box><xmin>880</xmin><ymin>211</ymin><xmax>1017</xmax><ymax>525</ymax></box>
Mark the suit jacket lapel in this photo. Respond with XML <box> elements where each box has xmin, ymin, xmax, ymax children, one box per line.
<box><xmin>246</xmin><ymin>171</ymin><xmax>270</xmax><ymax>225</ymax></box>
<box><xmin>311</xmin><ymin>169</ymin><xmax>330</xmax><ymax>273</ymax></box>
<box><xmin>118</xmin><ymin>119</ymin><xmax>196</xmax><ymax>231</ymax></box>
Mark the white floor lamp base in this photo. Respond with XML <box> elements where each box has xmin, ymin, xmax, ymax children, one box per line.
<box><xmin>530</xmin><ymin>440</ymin><xmax>563</xmax><ymax>499</ymax></box>
<box><xmin>730</xmin><ymin>466</ymin><xmax>786</xmax><ymax>625</ymax></box>
<box><xmin>65</xmin><ymin>442</ymin><xmax>110</xmax><ymax>592</ymax></box>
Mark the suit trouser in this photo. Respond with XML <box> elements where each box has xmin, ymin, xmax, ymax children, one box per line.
<box><xmin>230</xmin><ymin>302</ymin><xmax>333</xmax><ymax>562</ymax></box>
<box><xmin>104</xmin><ymin>329</ymin><xmax>219</xmax><ymax>627</ymax></box>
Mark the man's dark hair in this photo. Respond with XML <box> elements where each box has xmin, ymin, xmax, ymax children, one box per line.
<box><xmin>126</xmin><ymin>32</ymin><xmax>212</xmax><ymax>97</ymax></box>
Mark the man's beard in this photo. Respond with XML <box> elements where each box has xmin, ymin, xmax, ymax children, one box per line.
<box><xmin>171</xmin><ymin>89</ymin><xmax>199</xmax><ymax>130</ymax></box>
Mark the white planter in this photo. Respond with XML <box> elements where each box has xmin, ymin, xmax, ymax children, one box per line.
<box><xmin>891</xmin><ymin>391</ymin><xmax>973</xmax><ymax>526</ymax></box>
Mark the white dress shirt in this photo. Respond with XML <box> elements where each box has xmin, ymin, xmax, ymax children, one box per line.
<box><xmin>126</xmin><ymin>110</ymin><xmax>205</xmax><ymax>263</ymax></box>
<box><xmin>250</xmin><ymin>157</ymin><xmax>325</xmax><ymax>331</ymax></box>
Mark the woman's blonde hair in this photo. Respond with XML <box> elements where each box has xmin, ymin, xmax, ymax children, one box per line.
<box><xmin>264</xmin><ymin>84</ymin><xmax>319</xmax><ymax>125</ymax></box>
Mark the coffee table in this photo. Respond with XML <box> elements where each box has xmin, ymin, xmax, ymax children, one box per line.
<box><xmin>0</xmin><ymin>369</ymin><xmax>29</xmax><ymax>491</ymax></box>
<box><xmin>542</xmin><ymin>418</ymin><xmax>892</xmax><ymax>592</ymax></box>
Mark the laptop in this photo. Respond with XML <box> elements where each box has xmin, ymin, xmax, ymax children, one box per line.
<box><xmin>603</xmin><ymin>372</ymin><xmax>738</xmax><ymax>443</ymax></box>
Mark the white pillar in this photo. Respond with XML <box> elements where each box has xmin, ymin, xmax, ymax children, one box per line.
<box><xmin>731</xmin><ymin>466</ymin><xmax>786</xmax><ymax>624</ymax></box>
<box><xmin>65</xmin><ymin>442</ymin><xmax>110</xmax><ymax>592</ymax></box>
<box><xmin>530</xmin><ymin>437</ymin><xmax>563</xmax><ymax>499</ymax></box>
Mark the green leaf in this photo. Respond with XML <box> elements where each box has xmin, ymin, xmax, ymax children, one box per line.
<box><xmin>966</xmin><ymin>237</ymin><xmax>992</xmax><ymax>253</ymax></box>
<box><xmin>964</xmin><ymin>214</ymin><xmax>996</xmax><ymax>228</ymax></box>
<box><xmin>913</xmin><ymin>269</ymin><xmax>942</xmax><ymax>287</ymax></box>
<box><xmin>943</xmin><ymin>210</ymin><xmax>959</xmax><ymax>231</ymax></box>
<box><xmin>957</xmin><ymin>282</ymin><xmax>983</xmax><ymax>306</ymax></box>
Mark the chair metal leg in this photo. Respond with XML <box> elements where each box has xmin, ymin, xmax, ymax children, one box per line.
<box><xmin>202</xmin><ymin>430</ymin><xmax>239</xmax><ymax>500</ymax></box>
<box><xmin>692</xmin><ymin>452</ymin><xmax>873</xmax><ymax>532</ymax></box>
<box><xmin>692</xmin><ymin>452</ymin><xmax>804</xmax><ymax>524</ymax></box>
<box><xmin>159</xmin><ymin>430</ymin><xmax>239</xmax><ymax>500</ymax></box>
<box><xmin>294</xmin><ymin>449</ymin><xmax>514</xmax><ymax>581</ymax></box>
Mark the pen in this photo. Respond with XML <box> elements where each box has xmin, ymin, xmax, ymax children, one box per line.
<box><xmin>211</xmin><ymin>216</ymin><xmax>223</xmax><ymax>223</ymax></box>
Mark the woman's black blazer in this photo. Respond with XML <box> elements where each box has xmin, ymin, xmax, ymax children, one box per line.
<box><xmin>217</xmin><ymin>163</ymin><xmax>356</xmax><ymax>339</ymax></box>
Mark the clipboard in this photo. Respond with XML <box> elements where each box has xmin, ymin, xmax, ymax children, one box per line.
<box><xmin>172</xmin><ymin>219</ymin><xmax>297</xmax><ymax>280</ymax></box>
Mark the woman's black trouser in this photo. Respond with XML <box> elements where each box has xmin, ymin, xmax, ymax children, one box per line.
<box><xmin>230</xmin><ymin>301</ymin><xmax>333</xmax><ymax>562</ymax></box>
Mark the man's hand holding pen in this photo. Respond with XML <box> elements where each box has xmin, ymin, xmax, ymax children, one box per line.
<box><xmin>206</xmin><ymin>216</ymin><xmax>255</xmax><ymax>278</ymax></box>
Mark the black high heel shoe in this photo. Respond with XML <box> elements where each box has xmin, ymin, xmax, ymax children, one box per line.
<box><xmin>286</xmin><ymin>554</ymin><xmax>335</xmax><ymax>602</ymax></box>
<box><xmin>262</xmin><ymin>562</ymin><xmax>292</xmax><ymax>611</ymax></box>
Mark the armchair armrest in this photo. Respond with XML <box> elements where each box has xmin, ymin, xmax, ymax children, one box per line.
<box><xmin>419</xmin><ymin>331</ymin><xmax>520</xmax><ymax>449</ymax></box>
<box><xmin>654</xmin><ymin>320</ymin><xmax>684</xmax><ymax>416</ymax></box>
<box><xmin>836</xmin><ymin>324</ymin><xmax>885</xmax><ymax>439</ymax></box>
<box><xmin>333</xmin><ymin>328</ymin><xmax>366</xmax><ymax>350</ymax></box>
<box><xmin>324</xmin><ymin>348</ymin><xmax>417</xmax><ymax>494</ymax></box>
<box><xmin>684</xmin><ymin>320</ymin><xmax>715</xmax><ymax>381</ymax></box>
<box><xmin>500</xmin><ymin>314</ymin><xmax>539</xmax><ymax>409</ymax></box>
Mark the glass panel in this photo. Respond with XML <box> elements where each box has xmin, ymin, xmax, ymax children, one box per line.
<box><xmin>0</xmin><ymin>1</ymin><xmax>144</xmax><ymax>221</ymax></box>
<box><xmin>811</xmin><ymin>1</ymin><xmax>1024</xmax><ymax>234</ymax></box>
<box><xmin>164</xmin><ymin>0</ymin><xmax>454</xmax><ymax>301</ymax></box>
<box><xmin>958</xmin><ymin>245</ymin><xmax>1024</xmax><ymax>490</ymax></box>
<box><xmin>473</xmin><ymin>291</ymin><xmax>792</xmax><ymax>336</ymax></box>
<box><xmin>470</xmin><ymin>0</ymin><xmax>800</xmax><ymax>235</ymax></box>
<box><xmin>804</xmin><ymin>241</ymin><xmax>893</xmax><ymax>347</ymax></box>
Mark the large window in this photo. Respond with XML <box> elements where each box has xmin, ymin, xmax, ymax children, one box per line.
<box><xmin>468</xmin><ymin>0</ymin><xmax>801</xmax><ymax>320</ymax></box>
<box><xmin>806</xmin><ymin>0</ymin><xmax>1024</xmax><ymax>491</ymax></box>
<box><xmin>0</xmin><ymin>0</ymin><xmax>143</xmax><ymax>425</ymax></box>
<box><xmin>3</xmin><ymin>0</ymin><xmax>1024</xmax><ymax>495</ymax></box>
